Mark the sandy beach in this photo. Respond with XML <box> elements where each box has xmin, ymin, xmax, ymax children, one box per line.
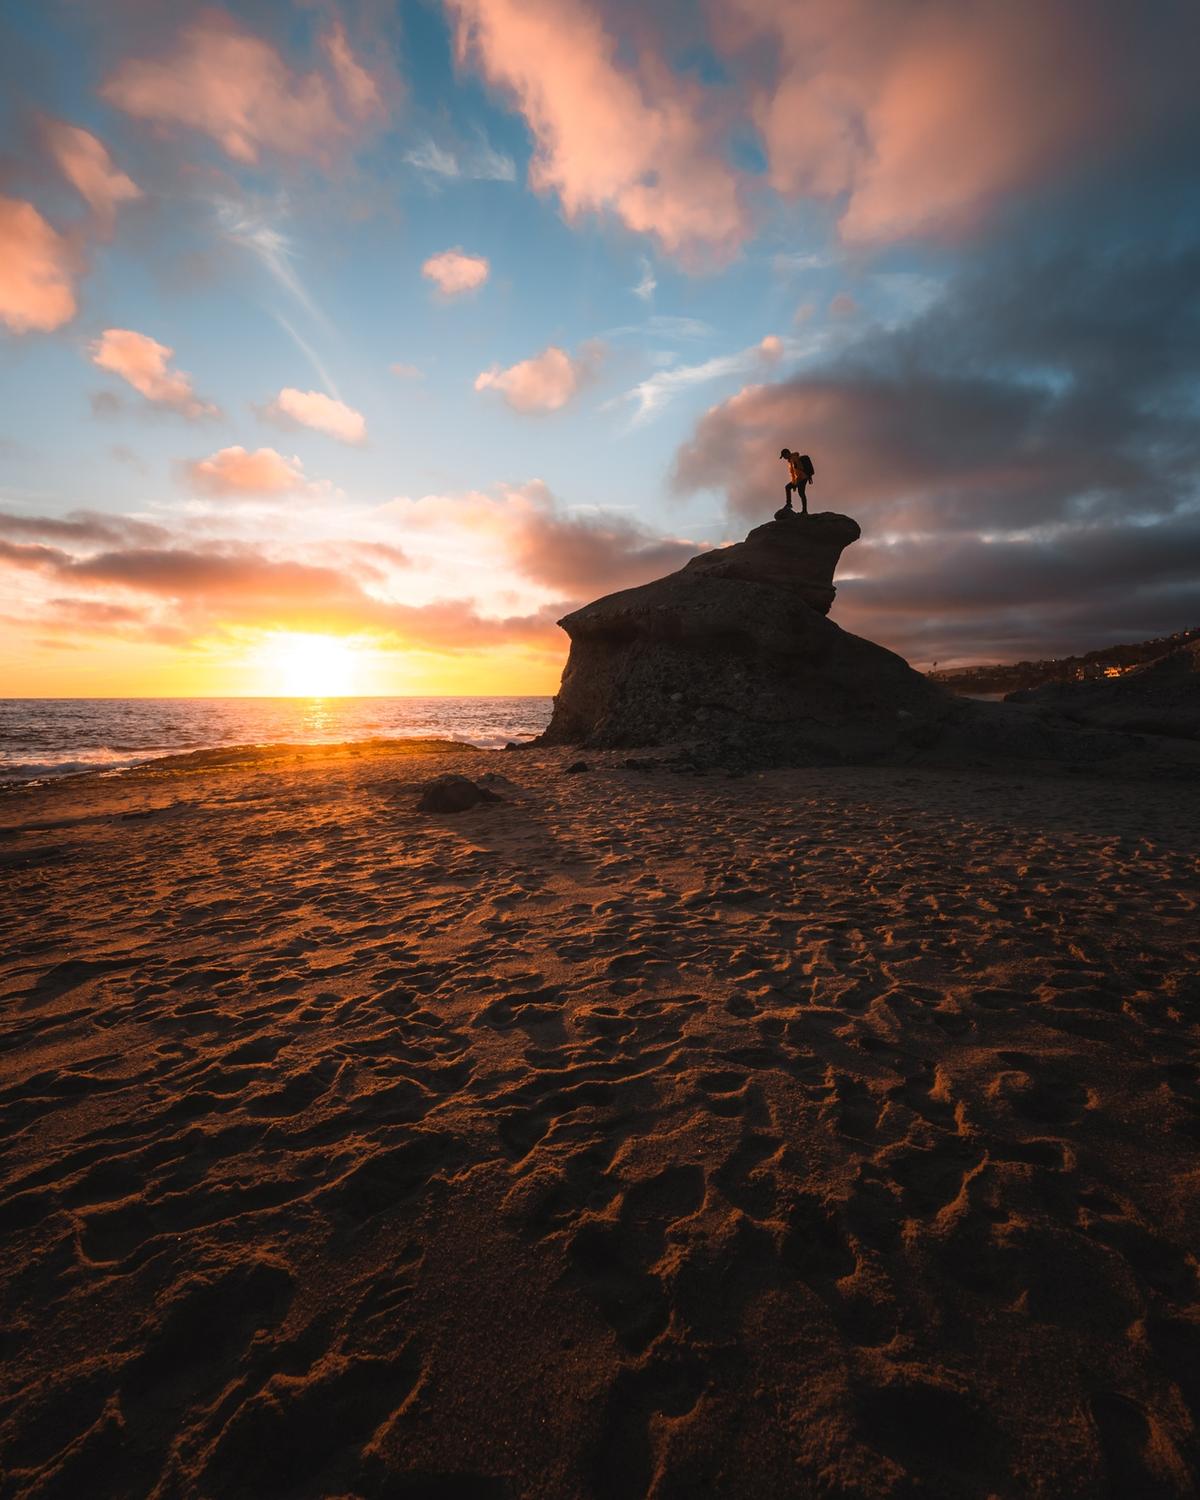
<box><xmin>1</xmin><ymin>741</ymin><xmax>1198</xmax><ymax>1498</ymax></box>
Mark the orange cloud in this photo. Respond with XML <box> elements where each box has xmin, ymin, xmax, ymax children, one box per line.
<box><xmin>90</xmin><ymin>329</ymin><xmax>218</xmax><ymax>418</ymax></box>
<box><xmin>185</xmin><ymin>446</ymin><xmax>309</xmax><ymax>496</ymax></box>
<box><xmin>43</xmin><ymin>121</ymin><xmax>142</xmax><ymax>232</ymax></box>
<box><xmin>0</xmin><ymin>197</ymin><xmax>77</xmax><ymax>334</ymax></box>
<box><xmin>422</xmin><ymin>248</ymin><xmax>490</xmax><ymax>296</ymax></box>
<box><xmin>264</xmin><ymin>388</ymin><xmax>366</xmax><ymax>444</ymax></box>
<box><xmin>474</xmin><ymin>342</ymin><xmax>601</xmax><ymax>413</ymax></box>
<box><xmin>448</xmin><ymin>0</ymin><xmax>746</xmax><ymax>261</ymax></box>
<box><xmin>101</xmin><ymin>10</ymin><xmax>382</xmax><ymax>165</ymax></box>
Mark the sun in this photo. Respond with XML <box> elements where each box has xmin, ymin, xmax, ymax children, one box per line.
<box><xmin>256</xmin><ymin>632</ymin><xmax>362</xmax><ymax>697</ymax></box>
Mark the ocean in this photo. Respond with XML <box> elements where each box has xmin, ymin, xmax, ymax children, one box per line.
<box><xmin>0</xmin><ymin>697</ymin><xmax>555</xmax><ymax>784</ymax></box>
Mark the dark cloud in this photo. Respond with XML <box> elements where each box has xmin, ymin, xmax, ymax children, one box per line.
<box><xmin>506</xmin><ymin>496</ymin><xmax>700</xmax><ymax>595</ymax></box>
<box><xmin>0</xmin><ymin>539</ymin><xmax>71</xmax><ymax>570</ymax></box>
<box><xmin>672</xmin><ymin>197</ymin><xmax>1200</xmax><ymax>662</ymax></box>
<box><xmin>0</xmin><ymin>508</ymin><xmax>170</xmax><ymax>546</ymax></box>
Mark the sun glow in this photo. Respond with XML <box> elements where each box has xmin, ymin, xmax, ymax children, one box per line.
<box><xmin>255</xmin><ymin>632</ymin><xmax>363</xmax><ymax>697</ymax></box>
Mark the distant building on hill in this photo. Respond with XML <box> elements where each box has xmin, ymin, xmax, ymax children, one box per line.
<box><xmin>928</xmin><ymin>626</ymin><xmax>1200</xmax><ymax>696</ymax></box>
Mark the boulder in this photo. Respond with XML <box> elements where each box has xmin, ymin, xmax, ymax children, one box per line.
<box><xmin>417</xmin><ymin>775</ymin><xmax>503</xmax><ymax>812</ymax></box>
<box><xmin>538</xmin><ymin>510</ymin><xmax>952</xmax><ymax>761</ymax></box>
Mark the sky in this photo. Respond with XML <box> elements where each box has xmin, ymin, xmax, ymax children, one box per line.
<box><xmin>1</xmin><ymin>0</ymin><xmax>1199</xmax><ymax>696</ymax></box>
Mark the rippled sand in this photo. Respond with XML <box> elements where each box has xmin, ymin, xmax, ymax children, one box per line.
<box><xmin>1</xmin><ymin>742</ymin><xmax>1198</xmax><ymax>1498</ymax></box>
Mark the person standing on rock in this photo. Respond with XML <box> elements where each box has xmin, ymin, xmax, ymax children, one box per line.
<box><xmin>780</xmin><ymin>449</ymin><xmax>814</xmax><ymax>514</ymax></box>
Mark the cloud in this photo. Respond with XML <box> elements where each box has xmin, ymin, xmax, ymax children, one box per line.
<box><xmin>404</xmin><ymin>134</ymin><xmax>516</xmax><ymax>182</ymax></box>
<box><xmin>184</xmin><ymin>446</ymin><xmax>311</xmax><ymax>497</ymax></box>
<box><xmin>499</xmin><ymin>483</ymin><xmax>699</xmax><ymax>593</ymax></box>
<box><xmin>632</xmin><ymin>256</ymin><xmax>656</xmax><ymax>301</ymax></box>
<box><xmin>389</xmin><ymin>362</ymin><xmax>423</xmax><ymax>379</ymax></box>
<box><xmin>834</xmin><ymin>513</ymin><xmax>1200</xmax><ymax>667</ymax></box>
<box><xmin>671</xmin><ymin>230</ymin><xmax>1200</xmax><ymax>662</ymax></box>
<box><xmin>0</xmin><ymin>196</ymin><xmax>77</xmax><ymax>334</ymax></box>
<box><xmin>0</xmin><ymin>539</ymin><xmax>72</xmax><ymax>572</ymax></box>
<box><xmin>0</xmin><ymin>509</ymin><xmax>168</xmax><ymax>547</ymax></box>
<box><xmin>443</xmin><ymin>0</ymin><xmax>1196</xmax><ymax>255</ymax></box>
<box><xmin>264</xmin><ymin>388</ymin><xmax>366</xmax><ymax>444</ymax></box>
<box><xmin>321</xmin><ymin>21</ymin><xmax>382</xmax><ymax>121</ymax></box>
<box><xmin>101</xmin><ymin>10</ymin><xmax>383</xmax><ymax>166</ymax></box>
<box><xmin>89</xmin><ymin>328</ymin><xmax>218</xmax><ymax>419</ymax></box>
<box><xmin>0</xmin><ymin>485</ymin><xmax>703</xmax><ymax>657</ymax></box>
<box><xmin>446</xmin><ymin>0</ymin><xmax>747</xmax><ymax>261</ymax></box>
<box><xmin>725</xmin><ymin>0</ymin><xmax>1198</xmax><ymax>245</ymax></box>
<box><xmin>422</xmin><ymin>247</ymin><xmax>490</xmax><ymax>296</ymax></box>
<box><xmin>43</xmin><ymin>121</ymin><xmax>142</xmax><ymax>232</ymax></box>
<box><xmin>382</xmin><ymin>481</ymin><xmax>703</xmax><ymax>598</ymax></box>
<box><xmin>215</xmin><ymin>199</ymin><xmax>326</xmax><ymax>328</ymax></box>
<box><xmin>625</xmin><ymin>334</ymin><xmax>795</xmax><ymax>424</ymax></box>
<box><xmin>0</xmin><ymin>527</ymin><xmax>563</xmax><ymax>655</ymax></box>
<box><xmin>474</xmin><ymin>342</ymin><xmax>602</xmax><ymax>413</ymax></box>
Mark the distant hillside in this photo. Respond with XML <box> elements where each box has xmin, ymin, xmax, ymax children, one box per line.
<box><xmin>928</xmin><ymin>626</ymin><xmax>1200</xmax><ymax>696</ymax></box>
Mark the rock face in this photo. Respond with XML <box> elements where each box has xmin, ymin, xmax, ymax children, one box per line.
<box><xmin>539</xmin><ymin>510</ymin><xmax>952</xmax><ymax>761</ymax></box>
<box><xmin>1006</xmin><ymin>639</ymin><xmax>1200</xmax><ymax>740</ymax></box>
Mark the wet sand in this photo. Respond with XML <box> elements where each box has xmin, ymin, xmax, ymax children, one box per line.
<box><xmin>1</xmin><ymin>741</ymin><xmax>1198</xmax><ymax>1498</ymax></box>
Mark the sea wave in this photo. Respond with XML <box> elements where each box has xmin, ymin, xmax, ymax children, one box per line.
<box><xmin>0</xmin><ymin>697</ymin><xmax>553</xmax><ymax>784</ymax></box>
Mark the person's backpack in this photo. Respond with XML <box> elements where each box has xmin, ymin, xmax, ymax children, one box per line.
<box><xmin>798</xmin><ymin>454</ymin><xmax>815</xmax><ymax>480</ymax></box>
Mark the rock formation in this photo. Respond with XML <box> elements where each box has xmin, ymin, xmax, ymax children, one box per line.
<box><xmin>538</xmin><ymin>510</ymin><xmax>953</xmax><ymax>762</ymax></box>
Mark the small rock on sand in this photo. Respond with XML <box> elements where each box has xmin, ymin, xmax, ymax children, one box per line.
<box><xmin>417</xmin><ymin>775</ymin><xmax>502</xmax><ymax>812</ymax></box>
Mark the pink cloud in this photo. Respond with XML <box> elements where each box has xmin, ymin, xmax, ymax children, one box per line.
<box><xmin>500</xmin><ymin>484</ymin><xmax>699</xmax><ymax>593</ymax></box>
<box><xmin>382</xmin><ymin>481</ymin><xmax>701</xmax><ymax>597</ymax></box>
<box><xmin>422</xmin><ymin>248</ymin><xmax>490</xmax><ymax>297</ymax></box>
<box><xmin>727</xmin><ymin>0</ymin><xmax>1140</xmax><ymax>244</ymax></box>
<box><xmin>447</xmin><ymin>0</ymin><xmax>746</xmax><ymax>261</ymax></box>
<box><xmin>264</xmin><ymin>388</ymin><xmax>366</xmax><ymax>444</ymax></box>
<box><xmin>101</xmin><ymin>10</ymin><xmax>382</xmax><ymax>166</ymax></box>
<box><xmin>0</xmin><ymin>197</ymin><xmax>77</xmax><ymax>334</ymax></box>
<box><xmin>322</xmin><ymin>21</ymin><xmax>382</xmax><ymax>120</ymax></box>
<box><xmin>474</xmin><ymin>342</ymin><xmax>602</xmax><ymax>413</ymax></box>
<box><xmin>43</xmin><ymin>121</ymin><xmax>142</xmax><ymax>232</ymax></box>
<box><xmin>185</xmin><ymin>446</ymin><xmax>309</xmax><ymax>497</ymax></box>
<box><xmin>90</xmin><ymin>329</ymin><xmax>218</xmax><ymax>419</ymax></box>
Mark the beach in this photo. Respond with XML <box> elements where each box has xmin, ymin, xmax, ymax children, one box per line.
<box><xmin>1</xmin><ymin>741</ymin><xmax>1198</xmax><ymax>1498</ymax></box>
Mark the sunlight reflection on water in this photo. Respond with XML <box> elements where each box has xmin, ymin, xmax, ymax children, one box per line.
<box><xmin>0</xmin><ymin>696</ymin><xmax>554</xmax><ymax>781</ymax></box>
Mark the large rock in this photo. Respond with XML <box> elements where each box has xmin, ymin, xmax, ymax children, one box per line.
<box><xmin>538</xmin><ymin>510</ymin><xmax>952</xmax><ymax>761</ymax></box>
<box><xmin>681</xmin><ymin>510</ymin><xmax>862</xmax><ymax>615</ymax></box>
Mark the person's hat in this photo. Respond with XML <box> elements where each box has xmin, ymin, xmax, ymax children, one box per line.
<box><xmin>779</xmin><ymin>448</ymin><xmax>790</xmax><ymax>458</ymax></box>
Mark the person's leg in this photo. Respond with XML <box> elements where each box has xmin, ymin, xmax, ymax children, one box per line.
<box><xmin>798</xmin><ymin>479</ymin><xmax>808</xmax><ymax>514</ymax></box>
<box><xmin>784</xmin><ymin>482</ymin><xmax>795</xmax><ymax>509</ymax></box>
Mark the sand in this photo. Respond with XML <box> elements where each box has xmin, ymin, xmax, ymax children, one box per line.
<box><xmin>1</xmin><ymin>740</ymin><xmax>1198</xmax><ymax>1499</ymax></box>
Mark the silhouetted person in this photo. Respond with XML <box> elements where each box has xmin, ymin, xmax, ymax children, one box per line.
<box><xmin>780</xmin><ymin>449</ymin><xmax>814</xmax><ymax>514</ymax></box>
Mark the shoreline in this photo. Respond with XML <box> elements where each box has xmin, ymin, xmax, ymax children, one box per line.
<box><xmin>2</xmin><ymin>742</ymin><xmax>1198</xmax><ymax>1496</ymax></box>
<box><xmin>0</xmin><ymin>734</ymin><xmax>505</xmax><ymax>792</ymax></box>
